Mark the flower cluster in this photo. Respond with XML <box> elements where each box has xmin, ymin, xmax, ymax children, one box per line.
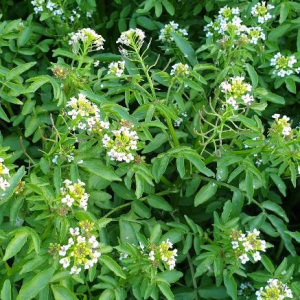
<box><xmin>57</xmin><ymin>221</ymin><xmax>101</xmax><ymax>274</ymax></box>
<box><xmin>271</xmin><ymin>114</ymin><xmax>292</xmax><ymax>137</ymax></box>
<box><xmin>204</xmin><ymin>6</ymin><xmax>266</xmax><ymax>47</ymax></box>
<box><xmin>270</xmin><ymin>53</ymin><xmax>300</xmax><ymax>77</ymax></box>
<box><xmin>220</xmin><ymin>76</ymin><xmax>254</xmax><ymax>109</ymax></box>
<box><xmin>52</xmin><ymin>65</ymin><xmax>67</xmax><ymax>80</ymax></box>
<box><xmin>230</xmin><ymin>229</ymin><xmax>266</xmax><ymax>264</ymax></box>
<box><xmin>31</xmin><ymin>0</ymin><xmax>63</xmax><ymax>16</ymax></box>
<box><xmin>0</xmin><ymin>158</ymin><xmax>10</xmax><ymax>191</ymax></box>
<box><xmin>60</xmin><ymin>179</ymin><xmax>89</xmax><ymax>211</ymax></box>
<box><xmin>246</xmin><ymin>27</ymin><xmax>266</xmax><ymax>45</ymax></box>
<box><xmin>148</xmin><ymin>239</ymin><xmax>178</xmax><ymax>270</ymax></box>
<box><xmin>158</xmin><ymin>21</ymin><xmax>188</xmax><ymax>43</ymax></box>
<box><xmin>238</xmin><ymin>282</ymin><xmax>255</xmax><ymax>300</ymax></box>
<box><xmin>108</xmin><ymin>61</ymin><xmax>125</xmax><ymax>77</ymax></box>
<box><xmin>170</xmin><ymin>63</ymin><xmax>190</xmax><ymax>77</ymax></box>
<box><xmin>102</xmin><ymin>120</ymin><xmax>138</xmax><ymax>163</ymax></box>
<box><xmin>174</xmin><ymin>112</ymin><xmax>188</xmax><ymax>127</ymax></box>
<box><xmin>204</xmin><ymin>6</ymin><xmax>246</xmax><ymax>38</ymax></box>
<box><xmin>66</xmin><ymin>93</ymin><xmax>109</xmax><ymax>134</ymax></box>
<box><xmin>256</xmin><ymin>279</ymin><xmax>293</xmax><ymax>300</ymax></box>
<box><xmin>251</xmin><ymin>2</ymin><xmax>275</xmax><ymax>24</ymax></box>
<box><xmin>69</xmin><ymin>28</ymin><xmax>105</xmax><ymax>54</ymax></box>
<box><xmin>117</xmin><ymin>28</ymin><xmax>145</xmax><ymax>49</ymax></box>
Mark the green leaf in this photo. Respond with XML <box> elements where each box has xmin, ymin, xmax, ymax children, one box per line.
<box><xmin>6</xmin><ymin>62</ymin><xmax>36</xmax><ymax>81</ymax></box>
<box><xmin>80</xmin><ymin>160</ymin><xmax>121</xmax><ymax>182</ymax></box>
<box><xmin>3</xmin><ymin>230</ymin><xmax>29</xmax><ymax>261</ymax></box>
<box><xmin>52</xmin><ymin>286</ymin><xmax>79</xmax><ymax>300</ymax></box>
<box><xmin>183</xmin><ymin>151</ymin><xmax>214</xmax><ymax>177</ymax></box>
<box><xmin>150</xmin><ymin>224</ymin><xmax>162</xmax><ymax>243</ymax></box>
<box><xmin>246</xmin><ymin>64</ymin><xmax>258</xmax><ymax>88</ymax></box>
<box><xmin>157</xmin><ymin>271</ymin><xmax>183</xmax><ymax>284</ymax></box>
<box><xmin>17</xmin><ymin>26</ymin><xmax>32</xmax><ymax>47</ymax></box>
<box><xmin>286</xmin><ymin>231</ymin><xmax>300</xmax><ymax>243</ymax></box>
<box><xmin>279</xmin><ymin>3</ymin><xmax>290</xmax><ymax>24</ymax></box>
<box><xmin>262</xmin><ymin>201</ymin><xmax>288</xmax><ymax>222</ymax></box>
<box><xmin>255</xmin><ymin>88</ymin><xmax>285</xmax><ymax>104</ymax></box>
<box><xmin>157</xmin><ymin>282</ymin><xmax>174</xmax><ymax>300</ymax></box>
<box><xmin>194</xmin><ymin>182</ymin><xmax>218</xmax><ymax>207</ymax></box>
<box><xmin>1</xmin><ymin>280</ymin><xmax>11</xmax><ymax>300</ymax></box>
<box><xmin>269</xmin><ymin>173</ymin><xmax>286</xmax><ymax>196</ymax></box>
<box><xmin>285</xmin><ymin>78</ymin><xmax>296</xmax><ymax>94</ymax></box>
<box><xmin>261</xmin><ymin>255</ymin><xmax>275</xmax><ymax>273</ymax></box>
<box><xmin>268</xmin><ymin>24</ymin><xmax>291</xmax><ymax>42</ymax></box>
<box><xmin>147</xmin><ymin>195</ymin><xmax>173</xmax><ymax>211</ymax></box>
<box><xmin>16</xmin><ymin>267</ymin><xmax>55</xmax><ymax>300</ymax></box>
<box><xmin>171</xmin><ymin>32</ymin><xmax>198</xmax><ymax>66</ymax></box>
<box><xmin>245</xmin><ymin>170</ymin><xmax>254</xmax><ymax>201</ymax></box>
<box><xmin>267</xmin><ymin>215</ymin><xmax>296</xmax><ymax>256</ymax></box>
<box><xmin>132</xmin><ymin>200</ymin><xmax>151</xmax><ymax>219</ymax></box>
<box><xmin>223</xmin><ymin>269</ymin><xmax>237</xmax><ymax>300</ymax></box>
<box><xmin>0</xmin><ymin>106</ymin><xmax>10</xmax><ymax>122</ymax></box>
<box><xmin>99</xmin><ymin>255</ymin><xmax>126</xmax><ymax>279</ymax></box>
<box><xmin>162</xmin><ymin>0</ymin><xmax>175</xmax><ymax>15</ymax></box>
<box><xmin>98</xmin><ymin>289</ymin><xmax>114</xmax><ymax>300</ymax></box>
<box><xmin>24</xmin><ymin>115</ymin><xmax>40</xmax><ymax>137</ymax></box>
<box><xmin>182</xmin><ymin>151</ymin><xmax>215</xmax><ymax>177</ymax></box>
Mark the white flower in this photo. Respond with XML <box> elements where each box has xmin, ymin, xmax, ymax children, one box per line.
<box><xmin>243</xmin><ymin>241</ymin><xmax>253</xmax><ymax>252</ymax></box>
<box><xmin>231</xmin><ymin>241</ymin><xmax>239</xmax><ymax>249</ymax></box>
<box><xmin>170</xmin><ymin>63</ymin><xmax>189</xmax><ymax>77</ymax></box>
<box><xmin>117</xmin><ymin>28</ymin><xmax>145</xmax><ymax>48</ymax></box>
<box><xmin>239</xmin><ymin>254</ymin><xmax>250</xmax><ymax>264</ymax></box>
<box><xmin>89</xmin><ymin>235</ymin><xmax>99</xmax><ymax>248</ymax></box>
<box><xmin>59</xmin><ymin>257</ymin><xmax>70</xmax><ymax>268</ymax></box>
<box><xmin>0</xmin><ymin>177</ymin><xmax>10</xmax><ymax>191</ymax></box>
<box><xmin>70</xmin><ymin>227</ymin><xmax>80</xmax><ymax>236</ymax></box>
<box><xmin>149</xmin><ymin>250</ymin><xmax>155</xmax><ymax>261</ymax></box>
<box><xmin>61</xmin><ymin>194</ymin><xmax>75</xmax><ymax>207</ymax></box>
<box><xmin>77</xmin><ymin>235</ymin><xmax>86</xmax><ymax>243</ymax></box>
<box><xmin>70</xmin><ymin>266</ymin><xmax>81</xmax><ymax>275</ymax></box>
<box><xmin>253</xmin><ymin>251</ymin><xmax>261</xmax><ymax>262</ymax></box>
<box><xmin>272</xmin><ymin>114</ymin><xmax>280</xmax><ymax>119</ymax></box>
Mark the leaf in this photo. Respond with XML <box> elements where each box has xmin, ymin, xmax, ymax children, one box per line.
<box><xmin>246</xmin><ymin>64</ymin><xmax>258</xmax><ymax>88</ymax></box>
<box><xmin>80</xmin><ymin>160</ymin><xmax>121</xmax><ymax>182</ymax></box>
<box><xmin>223</xmin><ymin>269</ymin><xmax>237</xmax><ymax>300</ymax></box>
<box><xmin>52</xmin><ymin>286</ymin><xmax>79</xmax><ymax>300</ymax></box>
<box><xmin>17</xmin><ymin>26</ymin><xmax>32</xmax><ymax>48</ymax></box>
<box><xmin>279</xmin><ymin>3</ymin><xmax>290</xmax><ymax>24</ymax></box>
<box><xmin>149</xmin><ymin>224</ymin><xmax>162</xmax><ymax>243</ymax></box>
<box><xmin>132</xmin><ymin>200</ymin><xmax>151</xmax><ymax>218</ymax></box>
<box><xmin>162</xmin><ymin>0</ymin><xmax>175</xmax><ymax>15</ymax></box>
<box><xmin>147</xmin><ymin>195</ymin><xmax>173</xmax><ymax>211</ymax></box>
<box><xmin>157</xmin><ymin>271</ymin><xmax>183</xmax><ymax>284</ymax></box>
<box><xmin>171</xmin><ymin>32</ymin><xmax>198</xmax><ymax>66</ymax></box>
<box><xmin>262</xmin><ymin>201</ymin><xmax>288</xmax><ymax>222</ymax></box>
<box><xmin>286</xmin><ymin>231</ymin><xmax>300</xmax><ymax>243</ymax></box>
<box><xmin>99</xmin><ymin>255</ymin><xmax>126</xmax><ymax>279</ymax></box>
<box><xmin>0</xmin><ymin>106</ymin><xmax>10</xmax><ymax>122</ymax></box>
<box><xmin>255</xmin><ymin>88</ymin><xmax>285</xmax><ymax>104</ymax></box>
<box><xmin>268</xmin><ymin>24</ymin><xmax>291</xmax><ymax>42</ymax></box>
<box><xmin>6</xmin><ymin>62</ymin><xmax>36</xmax><ymax>81</ymax></box>
<box><xmin>183</xmin><ymin>151</ymin><xmax>214</xmax><ymax>177</ymax></box>
<box><xmin>269</xmin><ymin>173</ymin><xmax>286</xmax><ymax>196</ymax></box>
<box><xmin>1</xmin><ymin>280</ymin><xmax>11</xmax><ymax>300</ymax></box>
<box><xmin>285</xmin><ymin>78</ymin><xmax>296</xmax><ymax>94</ymax></box>
<box><xmin>3</xmin><ymin>230</ymin><xmax>29</xmax><ymax>261</ymax></box>
<box><xmin>16</xmin><ymin>267</ymin><xmax>55</xmax><ymax>300</ymax></box>
<box><xmin>157</xmin><ymin>282</ymin><xmax>174</xmax><ymax>300</ymax></box>
<box><xmin>261</xmin><ymin>255</ymin><xmax>275</xmax><ymax>273</ymax></box>
<box><xmin>194</xmin><ymin>182</ymin><xmax>218</xmax><ymax>207</ymax></box>
<box><xmin>24</xmin><ymin>115</ymin><xmax>40</xmax><ymax>137</ymax></box>
<box><xmin>267</xmin><ymin>215</ymin><xmax>296</xmax><ymax>256</ymax></box>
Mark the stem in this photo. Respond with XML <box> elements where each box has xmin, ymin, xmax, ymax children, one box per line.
<box><xmin>165</xmin><ymin>115</ymin><xmax>179</xmax><ymax>147</ymax></box>
<box><xmin>103</xmin><ymin>202</ymin><xmax>132</xmax><ymax>218</ymax></box>
<box><xmin>187</xmin><ymin>253</ymin><xmax>199</xmax><ymax>300</ymax></box>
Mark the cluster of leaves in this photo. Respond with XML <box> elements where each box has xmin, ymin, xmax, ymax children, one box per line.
<box><xmin>0</xmin><ymin>1</ymin><xmax>300</xmax><ymax>300</ymax></box>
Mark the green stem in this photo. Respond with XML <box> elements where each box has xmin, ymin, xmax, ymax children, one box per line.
<box><xmin>166</xmin><ymin>115</ymin><xmax>179</xmax><ymax>147</ymax></box>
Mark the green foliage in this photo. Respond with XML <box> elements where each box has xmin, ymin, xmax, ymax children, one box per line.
<box><xmin>0</xmin><ymin>0</ymin><xmax>300</xmax><ymax>300</ymax></box>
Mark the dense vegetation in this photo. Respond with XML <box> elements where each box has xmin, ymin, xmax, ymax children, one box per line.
<box><xmin>0</xmin><ymin>1</ymin><xmax>300</xmax><ymax>300</ymax></box>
